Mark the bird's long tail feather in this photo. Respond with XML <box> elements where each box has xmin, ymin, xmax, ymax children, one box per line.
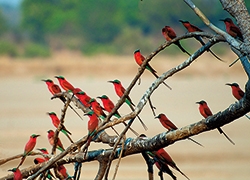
<box><xmin>64</xmin><ymin>132</ymin><xmax>74</xmax><ymax>143</ymax></box>
<box><xmin>174</xmin><ymin>41</ymin><xmax>191</xmax><ymax>56</ymax></box>
<box><xmin>195</xmin><ymin>36</ymin><xmax>224</xmax><ymax>62</ymax></box>
<box><xmin>151</xmin><ymin>71</ymin><xmax>172</xmax><ymax>90</ymax></box>
<box><xmin>187</xmin><ymin>137</ymin><xmax>204</xmax><ymax>147</ymax></box>
<box><xmin>69</xmin><ymin>104</ymin><xmax>83</xmax><ymax>120</ymax></box>
<box><xmin>122</xmin><ymin>122</ymin><xmax>139</xmax><ymax>136</ymax></box>
<box><xmin>174</xmin><ymin>166</ymin><xmax>190</xmax><ymax>180</ymax></box>
<box><xmin>217</xmin><ymin>127</ymin><xmax>235</xmax><ymax>145</ymax></box>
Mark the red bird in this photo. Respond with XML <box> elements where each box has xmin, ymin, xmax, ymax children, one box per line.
<box><xmin>179</xmin><ymin>20</ymin><xmax>223</xmax><ymax>61</ymax></box>
<box><xmin>55</xmin><ymin>75</ymin><xmax>75</xmax><ymax>92</ymax></box>
<box><xmin>108</xmin><ymin>79</ymin><xmax>135</xmax><ymax>108</ymax></box>
<box><xmin>155</xmin><ymin>113</ymin><xmax>203</xmax><ymax>146</ymax></box>
<box><xmin>37</xmin><ymin>148</ymin><xmax>50</xmax><ymax>161</ymax></box>
<box><xmin>89</xmin><ymin>98</ymin><xmax>107</xmax><ymax>119</ymax></box>
<box><xmin>83</xmin><ymin>111</ymin><xmax>99</xmax><ymax>155</ymax></box>
<box><xmin>47</xmin><ymin>112</ymin><xmax>72</xmax><ymax>135</ymax></box>
<box><xmin>97</xmin><ymin>95</ymin><xmax>120</xmax><ymax>117</ymax></box>
<box><xmin>162</xmin><ymin>26</ymin><xmax>191</xmax><ymax>56</ymax></box>
<box><xmin>42</xmin><ymin>79</ymin><xmax>66</xmax><ymax>102</ymax></box>
<box><xmin>8</xmin><ymin>168</ymin><xmax>23</xmax><ymax>180</ymax></box>
<box><xmin>134</xmin><ymin>49</ymin><xmax>171</xmax><ymax>90</ymax></box>
<box><xmin>226</xmin><ymin>83</ymin><xmax>244</xmax><ymax>100</ymax></box>
<box><xmin>75</xmin><ymin>91</ymin><xmax>92</xmax><ymax>108</ymax></box>
<box><xmin>220</xmin><ymin>18</ymin><xmax>243</xmax><ymax>41</ymax></box>
<box><xmin>47</xmin><ymin>112</ymin><xmax>73</xmax><ymax>143</ymax></box>
<box><xmin>47</xmin><ymin>130</ymin><xmax>65</xmax><ymax>152</ymax></box>
<box><xmin>196</xmin><ymin>100</ymin><xmax>235</xmax><ymax>145</ymax></box>
<box><xmin>18</xmin><ymin>134</ymin><xmax>40</xmax><ymax>167</ymax></box>
<box><xmin>155</xmin><ymin>148</ymin><xmax>190</xmax><ymax>180</ymax></box>
<box><xmin>97</xmin><ymin>95</ymin><xmax>139</xmax><ymax>136</ymax></box>
<box><xmin>42</xmin><ymin>79</ymin><xmax>83</xmax><ymax>120</ymax></box>
<box><xmin>108</xmin><ymin>79</ymin><xmax>148</xmax><ymax>130</ymax></box>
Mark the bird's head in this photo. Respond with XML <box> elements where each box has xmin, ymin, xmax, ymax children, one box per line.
<box><xmin>196</xmin><ymin>100</ymin><xmax>206</xmax><ymax>105</ymax></box>
<box><xmin>134</xmin><ymin>49</ymin><xmax>140</xmax><ymax>54</ymax></box>
<box><xmin>37</xmin><ymin>148</ymin><xmax>48</xmax><ymax>153</ymax></box>
<box><xmin>179</xmin><ymin>20</ymin><xmax>189</xmax><ymax>24</ymax></box>
<box><xmin>55</xmin><ymin>75</ymin><xmax>65</xmax><ymax>80</ymax></box>
<box><xmin>8</xmin><ymin>168</ymin><xmax>18</xmax><ymax>172</ymax></box>
<box><xmin>155</xmin><ymin>113</ymin><xmax>164</xmax><ymax>119</ymax></box>
<box><xmin>97</xmin><ymin>95</ymin><xmax>108</xmax><ymax>99</ymax></box>
<box><xmin>220</xmin><ymin>18</ymin><xmax>232</xmax><ymax>23</ymax></box>
<box><xmin>31</xmin><ymin>134</ymin><xmax>40</xmax><ymax>138</ymax></box>
<box><xmin>47</xmin><ymin>112</ymin><xmax>56</xmax><ymax>116</ymax></box>
<box><xmin>108</xmin><ymin>79</ymin><xmax>120</xmax><ymax>84</ymax></box>
<box><xmin>226</xmin><ymin>83</ymin><xmax>239</xmax><ymax>87</ymax></box>
<box><xmin>42</xmin><ymin>79</ymin><xmax>53</xmax><ymax>83</ymax></box>
<box><xmin>47</xmin><ymin>130</ymin><xmax>53</xmax><ymax>134</ymax></box>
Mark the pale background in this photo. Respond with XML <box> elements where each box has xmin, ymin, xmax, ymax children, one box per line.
<box><xmin>0</xmin><ymin>51</ymin><xmax>250</xmax><ymax>179</ymax></box>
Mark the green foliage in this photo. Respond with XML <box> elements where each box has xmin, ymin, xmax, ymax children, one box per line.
<box><xmin>0</xmin><ymin>41</ymin><xmax>18</xmax><ymax>57</ymax></box>
<box><xmin>16</xmin><ymin>0</ymin><xmax>249</xmax><ymax>55</ymax></box>
<box><xmin>23</xmin><ymin>43</ymin><xmax>51</xmax><ymax>58</ymax></box>
<box><xmin>0</xmin><ymin>9</ymin><xmax>7</xmax><ymax>35</ymax></box>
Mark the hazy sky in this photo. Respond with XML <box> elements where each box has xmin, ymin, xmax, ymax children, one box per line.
<box><xmin>0</xmin><ymin>0</ymin><xmax>22</xmax><ymax>6</ymax></box>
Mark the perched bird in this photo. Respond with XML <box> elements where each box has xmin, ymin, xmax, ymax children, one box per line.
<box><xmin>55</xmin><ymin>75</ymin><xmax>75</xmax><ymax>92</ymax></box>
<box><xmin>84</xmin><ymin>111</ymin><xmax>99</xmax><ymax>154</ymax></box>
<box><xmin>47</xmin><ymin>130</ymin><xmax>65</xmax><ymax>152</ymax></box>
<box><xmin>42</xmin><ymin>79</ymin><xmax>83</xmax><ymax>120</ymax></box>
<box><xmin>196</xmin><ymin>100</ymin><xmax>235</xmax><ymax>145</ymax></box>
<box><xmin>134</xmin><ymin>49</ymin><xmax>172</xmax><ymax>90</ymax></box>
<box><xmin>220</xmin><ymin>18</ymin><xmax>243</xmax><ymax>66</ymax></box>
<box><xmin>108</xmin><ymin>79</ymin><xmax>148</xmax><ymax>130</ymax></box>
<box><xmin>37</xmin><ymin>148</ymin><xmax>49</xmax><ymax>155</ymax></box>
<box><xmin>226</xmin><ymin>83</ymin><xmax>244</xmax><ymax>100</ymax></box>
<box><xmin>220</xmin><ymin>18</ymin><xmax>243</xmax><ymax>41</ymax></box>
<box><xmin>162</xmin><ymin>26</ymin><xmax>191</xmax><ymax>56</ymax></box>
<box><xmin>37</xmin><ymin>148</ymin><xmax>50</xmax><ymax>161</ymax></box>
<box><xmin>97</xmin><ymin>95</ymin><xmax>121</xmax><ymax>118</ymax></box>
<box><xmin>47</xmin><ymin>112</ymin><xmax>73</xmax><ymax>143</ymax></box>
<box><xmin>155</xmin><ymin>148</ymin><xmax>190</xmax><ymax>180</ymax></box>
<box><xmin>8</xmin><ymin>168</ymin><xmax>23</xmax><ymax>180</ymax></box>
<box><xmin>179</xmin><ymin>20</ymin><xmax>223</xmax><ymax>61</ymax></box>
<box><xmin>18</xmin><ymin>134</ymin><xmax>40</xmax><ymax>168</ymax></box>
<box><xmin>226</xmin><ymin>83</ymin><xmax>250</xmax><ymax>120</ymax></box>
<box><xmin>155</xmin><ymin>113</ymin><xmax>203</xmax><ymax>147</ymax></box>
<box><xmin>89</xmin><ymin>98</ymin><xmax>107</xmax><ymax>119</ymax></box>
<box><xmin>75</xmin><ymin>91</ymin><xmax>92</xmax><ymax>108</ymax></box>
<box><xmin>108</xmin><ymin>79</ymin><xmax>135</xmax><ymax>108</ymax></box>
<box><xmin>97</xmin><ymin>95</ymin><xmax>139</xmax><ymax>136</ymax></box>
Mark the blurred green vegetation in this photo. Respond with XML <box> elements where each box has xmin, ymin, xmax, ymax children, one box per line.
<box><xmin>0</xmin><ymin>0</ymin><xmax>249</xmax><ymax>57</ymax></box>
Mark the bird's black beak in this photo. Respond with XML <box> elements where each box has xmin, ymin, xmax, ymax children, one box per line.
<box><xmin>154</xmin><ymin>115</ymin><xmax>160</xmax><ymax>119</ymax></box>
<box><xmin>225</xmin><ymin>83</ymin><xmax>232</xmax><ymax>86</ymax></box>
<box><xmin>219</xmin><ymin>19</ymin><xmax>225</xmax><ymax>22</ymax></box>
<box><xmin>108</xmin><ymin>80</ymin><xmax>114</xmax><ymax>83</ymax></box>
